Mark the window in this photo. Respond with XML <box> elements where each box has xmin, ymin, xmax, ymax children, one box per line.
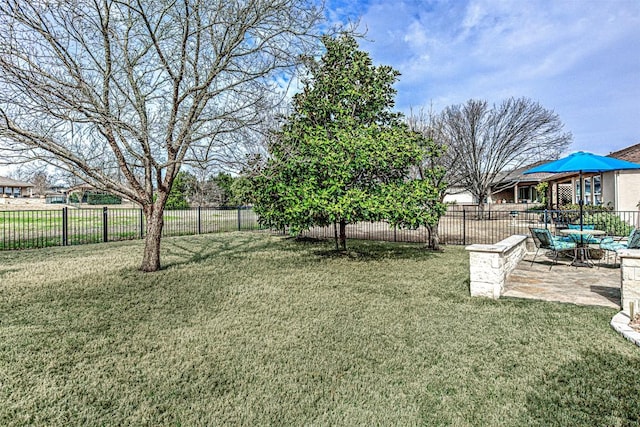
<box><xmin>584</xmin><ymin>177</ymin><xmax>591</xmax><ymax>204</ymax></box>
<box><xmin>593</xmin><ymin>175</ymin><xmax>602</xmax><ymax>205</ymax></box>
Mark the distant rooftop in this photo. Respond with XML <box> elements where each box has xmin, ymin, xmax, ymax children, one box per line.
<box><xmin>494</xmin><ymin>161</ymin><xmax>556</xmax><ymax>185</ymax></box>
<box><xmin>0</xmin><ymin>176</ymin><xmax>34</xmax><ymax>187</ymax></box>
<box><xmin>608</xmin><ymin>142</ymin><xmax>640</xmax><ymax>164</ymax></box>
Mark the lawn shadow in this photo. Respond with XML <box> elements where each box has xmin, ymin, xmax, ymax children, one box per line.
<box><xmin>161</xmin><ymin>233</ymin><xmax>277</xmax><ymax>269</ymax></box>
<box><xmin>0</xmin><ymin>268</ymin><xmax>20</xmax><ymax>279</ymax></box>
<box><xmin>524</xmin><ymin>349</ymin><xmax>640</xmax><ymax>425</ymax></box>
<box><xmin>310</xmin><ymin>240</ymin><xmax>443</xmax><ymax>262</ymax></box>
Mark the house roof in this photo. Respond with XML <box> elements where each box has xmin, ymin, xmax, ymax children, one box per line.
<box><xmin>0</xmin><ymin>176</ymin><xmax>34</xmax><ymax>187</ymax></box>
<box><xmin>608</xmin><ymin>142</ymin><xmax>640</xmax><ymax>163</ymax></box>
<box><xmin>493</xmin><ymin>161</ymin><xmax>556</xmax><ymax>185</ymax></box>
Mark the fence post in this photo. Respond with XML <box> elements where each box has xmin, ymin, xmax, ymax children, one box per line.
<box><xmin>62</xmin><ymin>207</ymin><xmax>68</xmax><ymax>246</ymax></box>
<box><xmin>393</xmin><ymin>225</ymin><xmax>397</xmax><ymax>242</ymax></box>
<box><xmin>237</xmin><ymin>207</ymin><xmax>241</xmax><ymax>231</ymax></box>
<box><xmin>139</xmin><ymin>209</ymin><xmax>144</xmax><ymax>239</ymax></box>
<box><xmin>102</xmin><ymin>207</ymin><xmax>108</xmax><ymax>242</ymax></box>
<box><xmin>462</xmin><ymin>208</ymin><xmax>466</xmax><ymax>246</ymax></box>
<box><xmin>543</xmin><ymin>209</ymin><xmax>548</xmax><ymax>229</ymax></box>
<box><xmin>198</xmin><ymin>206</ymin><xmax>202</xmax><ymax>234</ymax></box>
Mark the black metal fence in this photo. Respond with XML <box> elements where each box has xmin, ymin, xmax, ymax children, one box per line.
<box><xmin>0</xmin><ymin>206</ymin><xmax>260</xmax><ymax>250</ymax></box>
<box><xmin>300</xmin><ymin>207</ymin><xmax>640</xmax><ymax>246</ymax></box>
<box><xmin>1</xmin><ymin>205</ymin><xmax>638</xmax><ymax>250</ymax></box>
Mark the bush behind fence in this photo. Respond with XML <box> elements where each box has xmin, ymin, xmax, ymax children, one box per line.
<box><xmin>1</xmin><ymin>206</ymin><xmax>638</xmax><ymax>250</ymax></box>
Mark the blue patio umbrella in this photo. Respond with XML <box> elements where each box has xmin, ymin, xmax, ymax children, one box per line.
<box><xmin>524</xmin><ymin>151</ymin><xmax>640</xmax><ymax>230</ymax></box>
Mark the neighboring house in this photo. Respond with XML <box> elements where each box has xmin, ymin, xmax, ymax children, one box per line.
<box><xmin>443</xmin><ymin>187</ymin><xmax>476</xmax><ymax>204</ymax></box>
<box><xmin>443</xmin><ymin>143</ymin><xmax>640</xmax><ymax>210</ymax></box>
<box><xmin>490</xmin><ymin>161</ymin><xmax>555</xmax><ymax>204</ymax></box>
<box><xmin>0</xmin><ymin>176</ymin><xmax>34</xmax><ymax>198</ymax></box>
<box><xmin>441</xmin><ymin>162</ymin><xmax>555</xmax><ymax>205</ymax></box>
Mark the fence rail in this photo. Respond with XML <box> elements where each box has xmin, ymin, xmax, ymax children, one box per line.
<box><xmin>1</xmin><ymin>205</ymin><xmax>638</xmax><ymax>250</ymax></box>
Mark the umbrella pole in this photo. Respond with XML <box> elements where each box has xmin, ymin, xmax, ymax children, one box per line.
<box><xmin>579</xmin><ymin>170</ymin><xmax>584</xmax><ymax>232</ymax></box>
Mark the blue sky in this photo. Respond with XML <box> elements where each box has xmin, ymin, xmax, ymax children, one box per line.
<box><xmin>326</xmin><ymin>0</ymin><xmax>640</xmax><ymax>155</ymax></box>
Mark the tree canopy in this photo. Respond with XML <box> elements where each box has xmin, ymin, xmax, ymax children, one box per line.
<box><xmin>253</xmin><ymin>35</ymin><xmax>446</xmax><ymax>250</ymax></box>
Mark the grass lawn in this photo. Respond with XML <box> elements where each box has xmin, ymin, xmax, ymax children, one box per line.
<box><xmin>1</xmin><ymin>233</ymin><xmax>639</xmax><ymax>425</ymax></box>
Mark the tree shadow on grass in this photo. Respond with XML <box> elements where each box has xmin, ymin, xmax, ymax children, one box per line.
<box><xmin>161</xmin><ymin>233</ymin><xmax>278</xmax><ymax>270</ymax></box>
<box><xmin>525</xmin><ymin>349</ymin><xmax>640</xmax><ymax>426</ymax></box>
<box><xmin>308</xmin><ymin>240</ymin><xmax>444</xmax><ymax>262</ymax></box>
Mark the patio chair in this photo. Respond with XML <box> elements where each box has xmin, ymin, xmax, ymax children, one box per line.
<box><xmin>600</xmin><ymin>228</ymin><xmax>640</xmax><ymax>266</ymax></box>
<box><xmin>563</xmin><ymin>223</ymin><xmax>601</xmax><ymax>244</ymax></box>
<box><xmin>530</xmin><ymin>227</ymin><xmax>577</xmax><ymax>269</ymax></box>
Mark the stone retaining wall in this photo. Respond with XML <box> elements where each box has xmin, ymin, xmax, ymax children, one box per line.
<box><xmin>619</xmin><ymin>249</ymin><xmax>640</xmax><ymax>315</ymax></box>
<box><xmin>465</xmin><ymin>234</ymin><xmax>528</xmax><ymax>299</ymax></box>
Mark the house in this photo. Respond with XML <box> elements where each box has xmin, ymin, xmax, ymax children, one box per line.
<box><xmin>441</xmin><ymin>162</ymin><xmax>556</xmax><ymax>205</ymax></box>
<box><xmin>542</xmin><ymin>143</ymin><xmax>640</xmax><ymax>212</ymax></box>
<box><xmin>603</xmin><ymin>143</ymin><xmax>640</xmax><ymax>212</ymax></box>
<box><xmin>490</xmin><ymin>161</ymin><xmax>555</xmax><ymax>204</ymax></box>
<box><xmin>0</xmin><ymin>176</ymin><xmax>34</xmax><ymax>198</ymax></box>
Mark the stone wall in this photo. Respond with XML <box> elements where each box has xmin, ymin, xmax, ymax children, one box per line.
<box><xmin>466</xmin><ymin>234</ymin><xmax>528</xmax><ymax>299</ymax></box>
<box><xmin>619</xmin><ymin>249</ymin><xmax>640</xmax><ymax>315</ymax></box>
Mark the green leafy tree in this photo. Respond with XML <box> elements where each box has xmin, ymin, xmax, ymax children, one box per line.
<box><xmin>253</xmin><ymin>35</ymin><xmax>446</xmax><ymax>250</ymax></box>
<box><xmin>211</xmin><ymin>173</ymin><xmax>235</xmax><ymax>207</ymax></box>
<box><xmin>165</xmin><ymin>171</ymin><xmax>194</xmax><ymax>210</ymax></box>
<box><xmin>535</xmin><ymin>182</ymin><xmax>548</xmax><ymax>204</ymax></box>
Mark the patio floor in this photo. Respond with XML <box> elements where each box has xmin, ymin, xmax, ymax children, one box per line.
<box><xmin>503</xmin><ymin>252</ymin><xmax>621</xmax><ymax>309</ymax></box>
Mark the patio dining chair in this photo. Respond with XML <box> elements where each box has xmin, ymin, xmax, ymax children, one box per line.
<box><xmin>599</xmin><ymin>228</ymin><xmax>640</xmax><ymax>267</ymax></box>
<box><xmin>530</xmin><ymin>227</ymin><xmax>577</xmax><ymax>269</ymax></box>
<box><xmin>563</xmin><ymin>223</ymin><xmax>601</xmax><ymax>244</ymax></box>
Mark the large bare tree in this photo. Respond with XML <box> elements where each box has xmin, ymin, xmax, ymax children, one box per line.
<box><xmin>0</xmin><ymin>0</ymin><xmax>324</xmax><ymax>271</ymax></box>
<box><xmin>436</xmin><ymin>97</ymin><xmax>572</xmax><ymax>213</ymax></box>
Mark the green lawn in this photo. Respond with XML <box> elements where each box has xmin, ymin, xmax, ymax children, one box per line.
<box><xmin>1</xmin><ymin>233</ymin><xmax>639</xmax><ymax>425</ymax></box>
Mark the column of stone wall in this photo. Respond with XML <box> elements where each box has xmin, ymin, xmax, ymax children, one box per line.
<box><xmin>466</xmin><ymin>235</ymin><xmax>528</xmax><ymax>299</ymax></box>
<box><xmin>619</xmin><ymin>249</ymin><xmax>640</xmax><ymax>315</ymax></box>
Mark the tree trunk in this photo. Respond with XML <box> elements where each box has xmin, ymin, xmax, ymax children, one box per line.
<box><xmin>339</xmin><ymin>219</ymin><xmax>347</xmax><ymax>251</ymax></box>
<box><xmin>429</xmin><ymin>223</ymin><xmax>441</xmax><ymax>251</ymax></box>
<box><xmin>140</xmin><ymin>202</ymin><xmax>165</xmax><ymax>272</ymax></box>
<box><xmin>477</xmin><ymin>200</ymin><xmax>486</xmax><ymax>220</ymax></box>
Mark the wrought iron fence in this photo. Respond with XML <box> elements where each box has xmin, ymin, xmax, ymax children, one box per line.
<box><xmin>1</xmin><ymin>205</ymin><xmax>638</xmax><ymax>251</ymax></box>
<box><xmin>0</xmin><ymin>206</ymin><xmax>261</xmax><ymax>250</ymax></box>
<box><xmin>299</xmin><ymin>207</ymin><xmax>640</xmax><ymax>246</ymax></box>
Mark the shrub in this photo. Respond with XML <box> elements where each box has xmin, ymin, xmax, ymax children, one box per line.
<box><xmin>87</xmin><ymin>193</ymin><xmax>122</xmax><ymax>205</ymax></box>
<box><xmin>582</xmin><ymin>212</ymin><xmax>634</xmax><ymax>236</ymax></box>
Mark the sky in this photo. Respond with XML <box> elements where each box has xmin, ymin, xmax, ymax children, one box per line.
<box><xmin>1</xmin><ymin>0</ymin><xmax>638</xmax><ymax>179</ymax></box>
<box><xmin>326</xmin><ymin>0</ymin><xmax>640</xmax><ymax>155</ymax></box>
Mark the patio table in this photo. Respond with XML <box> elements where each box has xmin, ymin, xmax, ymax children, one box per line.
<box><xmin>558</xmin><ymin>229</ymin><xmax>605</xmax><ymax>267</ymax></box>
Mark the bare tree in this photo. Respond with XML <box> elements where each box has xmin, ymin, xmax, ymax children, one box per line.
<box><xmin>437</xmin><ymin>97</ymin><xmax>572</xmax><ymax>214</ymax></box>
<box><xmin>0</xmin><ymin>0</ymin><xmax>324</xmax><ymax>271</ymax></box>
<box><xmin>405</xmin><ymin>107</ymin><xmax>448</xmax><ymax>250</ymax></box>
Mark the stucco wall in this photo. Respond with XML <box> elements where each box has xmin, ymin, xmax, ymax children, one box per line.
<box><xmin>616</xmin><ymin>171</ymin><xmax>640</xmax><ymax>212</ymax></box>
<box><xmin>443</xmin><ymin>191</ymin><xmax>475</xmax><ymax>204</ymax></box>
<box><xmin>601</xmin><ymin>171</ymin><xmax>616</xmax><ymax>208</ymax></box>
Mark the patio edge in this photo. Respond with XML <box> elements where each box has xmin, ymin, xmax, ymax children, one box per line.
<box><xmin>610</xmin><ymin>312</ymin><xmax>640</xmax><ymax>348</ymax></box>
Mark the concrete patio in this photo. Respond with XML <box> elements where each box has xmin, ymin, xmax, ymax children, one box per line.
<box><xmin>503</xmin><ymin>252</ymin><xmax>621</xmax><ymax>309</ymax></box>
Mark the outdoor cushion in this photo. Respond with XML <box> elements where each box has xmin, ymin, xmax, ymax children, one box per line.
<box><xmin>568</xmin><ymin>224</ymin><xmax>594</xmax><ymax>230</ymax></box>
